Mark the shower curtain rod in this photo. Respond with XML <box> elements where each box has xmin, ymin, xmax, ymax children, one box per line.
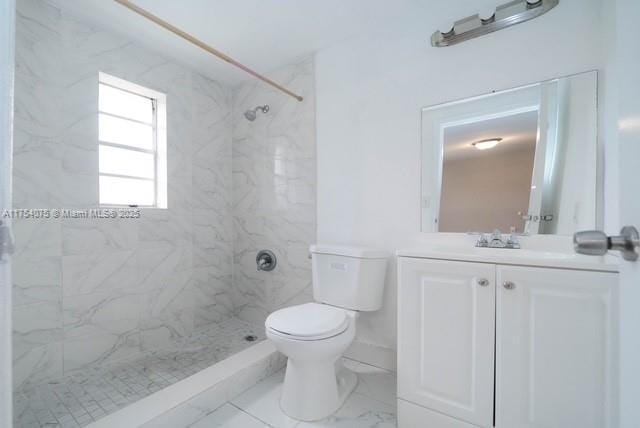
<box><xmin>113</xmin><ymin>0</ymin><xmax>304</xmax><ymax>102</ymax></box>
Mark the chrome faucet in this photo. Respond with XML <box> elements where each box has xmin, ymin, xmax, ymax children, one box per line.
<box><xmin>489</xmin><ymin>229</ymin><xmax>507</xmax><ymax>248</ymax></box>
<box><xmin>475</xmin><ymin>229</ymin><xmax>520</xmax><ymax>249</ymax></box>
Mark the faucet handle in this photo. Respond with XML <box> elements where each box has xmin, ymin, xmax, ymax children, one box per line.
<box><xmin>507</xmin><ymin>227</ymin><xmax>521</xmax><ymax>249</ymax></box>
<box><xmin>474</xmin><ymin>233</ymin><xmax>489</xmax><ymax>247</ymax></box>
<box><xmin>488</xmin><ymin>229</ymin><xmax>507</xmax><ymax>248</ymax></box>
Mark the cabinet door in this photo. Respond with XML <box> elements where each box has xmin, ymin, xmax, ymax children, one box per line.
<box><xmin>398</xmin><ymin>258</ymin><xmax>495</xmax><ymax>427</ymax></box>
<box><xmin>496</xmin><ymin>266</ymin><xmax>617</xmax><ymax>428</ymax></box>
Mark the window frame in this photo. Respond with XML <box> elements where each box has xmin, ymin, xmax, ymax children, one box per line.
<box><xmin>98</xmin><ymin>72</ymin><xmax>167</xmax><ymax>209</ymax></box>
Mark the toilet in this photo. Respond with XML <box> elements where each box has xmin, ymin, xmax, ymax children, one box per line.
<box><xmin>265</xmin><ymin>244</ymin><xmax>388</xmax><ymax>421</ymax></box>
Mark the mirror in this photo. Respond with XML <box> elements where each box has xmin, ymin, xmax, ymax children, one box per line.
<box><xmin>421</xmin><ymin>70</ymin><xmax>598</xmax><ymax>235</ymax></box>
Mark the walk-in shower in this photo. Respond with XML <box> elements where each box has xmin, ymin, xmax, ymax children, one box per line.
<box><xmin>12</xmin><ymin>1</ymin><xmax>315</xmax><ymax>426</ymax></box>
<box><xmin>244</xmin><ymin>104</ymin><xmax>270</xmax><ymax>121</ymax></box>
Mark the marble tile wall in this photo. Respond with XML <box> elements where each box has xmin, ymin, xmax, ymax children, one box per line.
<box><xmin>231</xmin><ymin>58</ymin><xmax>317</xmax><ymax>325</ymax></box>
<box><xmin>12</xmin><ymin>0</ymin><xmax>234</xmax><ymax>389</ymax></box>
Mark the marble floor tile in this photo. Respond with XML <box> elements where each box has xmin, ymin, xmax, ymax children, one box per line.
<box><xmin>230</xmin><ymin>370</ymin><xmax>299</xmax><ymax>428</ymax></box>
<box><xmin>13</xmin><ymin>317</ymin><xmax>264</xmax><ymax>428</ymax></box>
<box><xmin>190</xmin><ymin>404</ymin><xmax>269</xmax><ymax>428</ymax></box>
<box><xmin>229</xmin><ymin>361</ymin><xmax>397</xmax><ymax>428</ymax></box>
<box><xmin>295</xmin><ymin>393</ymin><xmax>396</xmax><ymax>428</ymax></box>
<box><xmin>342</xmin><ymin>358</ymin><xmax>397</xmax><ymax>406</ymax></box>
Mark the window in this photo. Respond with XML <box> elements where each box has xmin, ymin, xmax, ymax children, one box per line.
<box><xmin>98</xmin><ymin>72</ymin><xmax>167</xmax><ymax>208</ymax></box>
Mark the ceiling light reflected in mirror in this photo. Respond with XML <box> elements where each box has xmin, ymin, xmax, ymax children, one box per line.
<box><xmin>472</xmin><ymin>138</ymin><xmax>502</xmax><ymax>150</ymax></box>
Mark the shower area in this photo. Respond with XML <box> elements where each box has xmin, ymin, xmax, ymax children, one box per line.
<box><xmin>11</xmin><ymin>1</ymin><xmax>316</xmax><ymax>426</ymax></box>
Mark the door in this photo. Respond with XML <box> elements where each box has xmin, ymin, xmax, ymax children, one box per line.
<box><xmin>496</xmin><ymin>265</ymin><xmax>617</xmax><ymax>428</ymax></box>
<box><xmin>0</xmin><ymin>0</ymin><xmax>15</xmax><ymax>426</ymax></box>
<box><xmin>525</xmin><ymin>80</ymin><xmax>558</xmax><ymax>235</ymax></box>
<box><xmin>614</xmin><ymin>1</ymin><xmax>640</xmax><ymax>426</ymax></box>
<box><xmin>398</xmin><ymin>258</ymin><xmax>495</xmax><ymax>427</ymax></box>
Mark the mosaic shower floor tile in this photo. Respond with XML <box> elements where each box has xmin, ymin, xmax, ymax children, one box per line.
<box><xmin>14</xmin><ymin>317</ymin><xmax>265</xmax><ymax>428</ymax></box>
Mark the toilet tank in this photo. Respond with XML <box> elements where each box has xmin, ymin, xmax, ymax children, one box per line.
<box><xmin>310</xmin><ymin>244</ymin><xmax>388</xmax><ymax>311</ymax></box>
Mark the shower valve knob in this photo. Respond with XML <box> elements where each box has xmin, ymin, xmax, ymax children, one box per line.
<box><xmin>256</xmin><ymin>250</ymin><xmax>277</xmax><ymax>271</ymax></box>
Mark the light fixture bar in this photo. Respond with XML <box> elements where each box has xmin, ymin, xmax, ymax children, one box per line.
<box><xmin>431</xmin><ymin>0</ymin><xmax>559</xmax><ymax>47</ymax></box>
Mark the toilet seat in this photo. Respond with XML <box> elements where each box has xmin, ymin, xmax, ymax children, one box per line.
<box><xmin>266</xmin><ymin>303</ymin><xmax>349</xmax><ymax>341</ymax></box>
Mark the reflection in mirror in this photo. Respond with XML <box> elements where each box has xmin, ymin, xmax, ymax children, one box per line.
<box><xmin>440</xmin><ymin>112</ymin><xmax>537</xmax><ymax>233</ymax></box>
<box><xmin>421</xmin><ymin>70</ymin><xmax>598</xmax><ymax>235</ymax></box>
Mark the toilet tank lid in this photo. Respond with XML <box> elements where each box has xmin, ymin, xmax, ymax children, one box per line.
<box><xmin>310</xmin><ymin>244</ymin><xmax>388</xmax><ymax>259</ymax></box>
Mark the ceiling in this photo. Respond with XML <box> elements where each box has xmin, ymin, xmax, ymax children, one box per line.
<box><xmin>443</xmin><ymin>110</ymin><xmax>539</xmax><ymax>161</ymax></box>
<box><xmin>48</xmin><ymin>0</ymin><xmax>462</xmax><ymax>85</ymax></box>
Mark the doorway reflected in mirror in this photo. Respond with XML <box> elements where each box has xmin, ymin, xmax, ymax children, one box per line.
<box><xmin>421</xmin><ymin>70</ymin><xmax>598</xmax><ymax>235</ymax></box>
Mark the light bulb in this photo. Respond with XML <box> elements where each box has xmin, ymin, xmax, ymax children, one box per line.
<box><xmin>472</xmin><ymin>138</ymin><xmax>502</xmax><ymax>150</ymax></box>
<box><xmin>479</xmin><ymin>6</ymin><xmax>495</xmax><ymax>21</ymax></box>
<box><xmin>438</xmin><ymin>19</ymin><xmax>454</xmax><ymax>35</ymax></box>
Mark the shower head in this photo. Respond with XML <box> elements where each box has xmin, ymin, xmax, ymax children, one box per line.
<box><xmin>244</xmin><ymin>109</ymin><xmax>257</xmax><ymax>121</ymax></box>
<box><xmin>244</xmin><ymin>105</ymin><xmax>269</xmax><ymax>121</ymax></box>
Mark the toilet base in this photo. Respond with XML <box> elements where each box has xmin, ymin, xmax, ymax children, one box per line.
<box><xmin>280</xmin><ymin>359</ymin><xmax>358</xmax><ymax>421</ymax></box>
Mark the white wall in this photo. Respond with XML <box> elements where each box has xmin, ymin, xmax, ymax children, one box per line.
<box><xmin>316</xmin><ymin>0</ymin><xmax>608</xmax><ymax>360</ymax></box>
<box><xmin>439</xmin><ymin>147</ymin><xmax>535</xmax><ymax>233</ymax></box>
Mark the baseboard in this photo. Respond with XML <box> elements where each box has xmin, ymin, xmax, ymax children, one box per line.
<box><xmin>344</xmin><ymin>340</ymin><xmax>396</xmax><ymax>371</ymax></box>
<box><xmin>87</xmin><ymin>340</ymin><xmax>285</xmax><ymax>428</ymax></box>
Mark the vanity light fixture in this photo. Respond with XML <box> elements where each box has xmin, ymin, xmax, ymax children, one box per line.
<box><xmin>472</xmin><ymin>138</ymin><xmax>502</xmax><ymax>150</ymax></box>
<box><xmin>431</xmin><ymin>0</ymin><xmax>559</xmax><ymax>47</ymax></box>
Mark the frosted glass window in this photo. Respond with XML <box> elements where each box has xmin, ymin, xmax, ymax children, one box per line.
<box><xmin>99</xmin><ymin>114</ymin><xmax>153</xmax><ymax>150</ymax></box>
<box><xmin>99</xmin><ymin>83</ymin><xmax>153</xmax><ymax>123</ymax></box>
<box><xmin>99</xmin><ymin>145</ymin><xmax>155</xmax><ymax>179</ymax></box>
<box><xmin>99</xmin><ymin>176</ymin><xmax>155</xmax><ymax>206</ymax></box>
<box><xmin>98</xmin><ymin>73</ymin><xmax>167</xmax><ymax>208</ymax></box>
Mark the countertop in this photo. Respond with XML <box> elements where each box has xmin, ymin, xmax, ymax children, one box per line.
<box><xmin>397</xmin><ymin>245</ymin><xmax>619</xmax><ymax>272</ymax></box>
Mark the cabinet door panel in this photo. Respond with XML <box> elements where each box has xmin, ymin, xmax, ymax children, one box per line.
<box><xmin>398</xmin><ymin>258</ymin><xmax>495</xmax><ymax>427</ymax></box>
<box><xmin>496</xmin><ymin>266</ymin><xmax>616</xmax><ymax>428</ymax></box>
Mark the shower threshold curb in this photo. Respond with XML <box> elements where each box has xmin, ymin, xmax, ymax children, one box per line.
<box><xmin>87</xmin><ymin>340</ymin><xmax>283</xmax><ymax>428</ymax></box>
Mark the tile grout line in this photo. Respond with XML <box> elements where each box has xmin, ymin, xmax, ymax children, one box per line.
<box><xmin>342</xmin><ymin>355</ymin><xmax>396</xmax><ymax>374</ymax></box>
<box><xmin>227</xmin><ymin>401</ymin><xmax>278</xmax><ymax>428</ymax></box>
<box><xmin>351</xmin><ymin>390</ymin><xmax>397</xmax><ymax>411</ymax></box>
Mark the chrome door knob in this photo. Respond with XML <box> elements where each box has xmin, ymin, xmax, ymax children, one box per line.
<box><xmin>477</xmin><ymin>278</ymin><xmax>489</xmax><ymax>286</ymax></box>
<box><xmin>574</xmin><ymin>225</ymin><xmax>639</xmax><ymax>261</ymax></box>
<box><xmin>573</xmin><ymin>230</ymin><xmax>608</xmax><ymax>255</ymax></box>
<box><xmin>503</xmin><ymin>281</ymin><xmax>516</xmax><ymax>290</ymax></box>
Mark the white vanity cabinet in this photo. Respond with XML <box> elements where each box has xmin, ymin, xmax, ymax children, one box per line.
<box><xmin>397</xmin><ymin>255</ymin><xmax>617</xmax><ymax>428</ymax></box>
<box><xmin>397</xmin><ymin>258</ymin><xmax>496</xmax><ymax>427</ymax></box>
<box><xmin>495</xmin><ymin>265</ymin><xmax>616</xmax><ymax>428</ymax></box>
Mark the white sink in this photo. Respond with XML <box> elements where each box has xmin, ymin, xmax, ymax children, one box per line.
<box><xmin>397</xmin><ymin>244</ymin><xmax>618</xmax><ymax>272</ymax></box>
<box><xmin>430</xmin><ymin>245</ymin><xmax>574</xmax><ymax>259</ymax></box>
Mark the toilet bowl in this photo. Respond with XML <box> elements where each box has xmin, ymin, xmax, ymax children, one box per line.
<box><xmin>265</xmin><ymin>244</ymin><xmax>388</xmax><ymax>421</ymax></box>
<box><xmin>265</xmin><ymin>302</ymin><xmax>359</xmax><ymax>421</ymax></box>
